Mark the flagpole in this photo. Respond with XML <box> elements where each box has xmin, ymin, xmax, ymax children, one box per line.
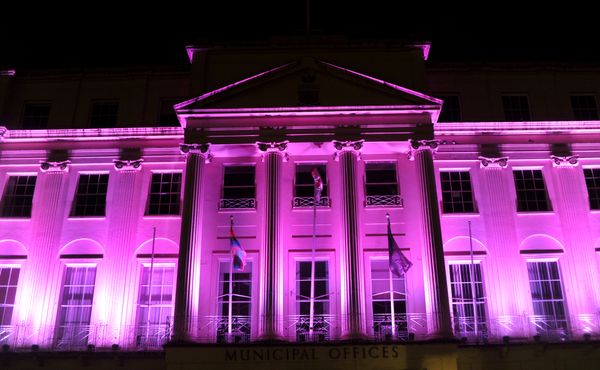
<box><xmin>386</xmin><ymin>213</ymin><xmax>396</xmax><ymax>338</ymax></box>
<box><xmin>308</xmin><ymin>184</ymin><xmax>317</xmax><ymax>339</ymax></box>
<box><xmin>468</xmin><ymin>221</ymin><xmax>478</xmax><ymax>339</ymax></box>
<box><xmin>228</xmin><ymin>216</ymin><xmax>235</xmax><ymax>339</ymax></box>
<box><xmin>146</xmin><ymin>226</ymin><xmax>156</xmax><ymax>347</ymax></box>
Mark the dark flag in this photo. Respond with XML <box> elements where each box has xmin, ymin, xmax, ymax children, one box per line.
<box><xmin>387</xmin><ymin>214</ymin><xmax>412</xmax><ymax>277</ymax></box>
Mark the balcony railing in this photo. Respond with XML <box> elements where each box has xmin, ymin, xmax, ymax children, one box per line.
<box><xmin>1</xmin><ymin>313</ymin><xmax>599</xmax><ymax>351</ymax></box>
<box><xmin>293</xmin><ymin>196</ymin><xmax>331</xmax><ymax>208</ymax></box>
<box><xmin>365</xmin><ymin>195</ymin><xmax>403</xmax><ymax>207</ymax></box>
<box><xmin>219</xmin><ymin>198</ymin><xmax>256</xmax><ymax>210</ymax></box>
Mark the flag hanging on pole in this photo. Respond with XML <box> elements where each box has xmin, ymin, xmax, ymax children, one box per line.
<box><xmin>312</xmin><ymin>168</ymin><xmax>323</xmax><ymax>203</ymax></box>
<box><xmin>230</xmin><ymin>217</ymin><xmax>247</xmax><ymax>271</ymax></box>
<box><xmin>387</xmin><ymin>213</ymin><xmax>412</xmax><ymax>277</ymax></box>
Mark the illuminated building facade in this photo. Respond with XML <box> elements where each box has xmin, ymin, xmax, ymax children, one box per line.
<box><xmin>1</xmin><ymin>39</ymin><xmax>600</xmax><ymax>369</ymax></box>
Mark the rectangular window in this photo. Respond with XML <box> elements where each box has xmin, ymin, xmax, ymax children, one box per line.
<box><xmin>571</xmin><ymin>95</ymin><xmax>599</xmax><ymax>120</ymax></box>
<box><xmin>448</xmin><ymin>263</ymin><xmax>487</xmax><ymax>338</ymax></box>
<box><xmin>71</xmin><ymin>174</ymin><xmax>109</xmax><ymax>217</ymax></box>
<box><xmin>513</xmin><ymin>169</ymin><xmax>551</xmax><ymax>212</ymax></box>
<box><xmin>56</xmin><ymin>266</ymin><xmax>97</xmax><ymax>348</ymax></box>
<box><xmin>21</xmin><ymin>102</ymin><xmax>50</xmax><ymax>129</ymax></box>
<box><xmin>220</xmin><ymin>166</ymin><xmax>255</xmax><ymax>209</ymax></box>
<box><xmin>365</xmin><ymin>163</ymin><xmax>402</xmax><ymax>207</ymax></box>
<box><xmin>1</xmin><ymin>176</ymin><xmax>36</xmax><ymax>218</ymax></box>
<box><xmin>584</xmin><ymin>168</ymin><xmax>600</xmax><ymax>210</ymax></box>
<box><xmin>90</xmin><ymin>101</ymin><xmax>119</xmax><ymax>128</ymax></box>
<box><xmin>147</xmin><ymin>173</ymin><xmax>182</xmax><ymax>216</ymax></box>
<box><xmin>502</xmin><ymin>95</ymin><xmax>531</xmax><ymax>121</ymax></box>
<box><xmin>295</xmin><ymin>260</ymin><xmax>330</xmax><ymax>342</ymax></box>
<box><xmin>158</xmin><ymin>99</ymin><xmax>180</xmax><ymax>126</ymax></box>
<box><xmin>370</xmin><ymin>259</ymin><xmax>408</xmax><ymax>341</ymax></box>
<box><xmin>527</xmin><ymin>261</ymin><xmax>568</xmax><ymax>338</ymax></box>
<box><xmin>437</xmin><ymin>95</ymin><xmax>461</xmax><ymax>122</ymax></box>
<box><xmin>294</xmin><ymin>164</ymin><xmax>329</xmax><ymax>207</ymax></box>
<box><xmin>217</xmin><ymin>261</ymin><xmax>252</xmax><ymax>343</ymax></box>
<box><xmin>135</xmin><ymin>265</ymin><xmax>175</xmax><ymax>348</ymax></box>
<box><xmin>0</xmin><ymin>267</ymin><xmax>20</xmax><ymax>326</ymax></box>
<box><xmin>440</xmin><ymin>171</ymin><xmax>475</xmax><ymax>213</ymax></box>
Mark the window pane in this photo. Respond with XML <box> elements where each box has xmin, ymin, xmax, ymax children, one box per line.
<box><xmin>71</xmin><ymin>174</ymin><xmax>109</xmax><ymax>217</ymax></box>
<box><xmin>146</xmin><ymin>173</ymin><xmax>181</xmax><ymax>215</ymax></box>
<box><xmin>1</xmin><ymin>176</ymin><xmax>37</xmax><ymax>218</ymax></box>
<box><xmin>513</xmin><ymin>170</ymin><xmax>551</xmax><ymax>212</ymax></box>
<box><xmin>440</xmin><ymin>171</ymin><xmax>475</xmax><ymax>213</ymax></box>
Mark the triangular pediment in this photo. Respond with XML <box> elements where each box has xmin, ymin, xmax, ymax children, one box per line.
<box><xmin>176</xmin><ymin>58</ymin><xmax>441</xmax><ymax>111</ymax></box>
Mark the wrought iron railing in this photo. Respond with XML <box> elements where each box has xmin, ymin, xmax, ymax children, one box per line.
<box><xmin>293</xmin><ymin>196</ymin><xmax>331</xmax><ymax>208</ymax></box>
<box><xmin>132</xmin><ymin>323</ymin><xmax>172</xmax><ymax>349</ymax></box>
<box><xmin>54</xmin><ymin>324</ymin><xmax>107</xmax><ymax>350</ymax></box>
<box><xmin>452</xmin><ymin>316</ymin><xmax>488</xmax><ymax>342</ymax></box>
<box><xmin>365</xmin><ymin>195</ymin><xmax>403</xmax><ymax>207</ymax></box>
<box><xmin>219</xmin><ymin>198</ymin><xmax>256</xmax><ymax>210</ymax></box>
<box><xmin>213</xmin><ymin>316</ymin><xmax>251</xmax><ymax>344</ymax></box>
<box><xmin>288</xmin><ymin>315</ymin><xmax>333</xmax><ymax>342</ymax></box>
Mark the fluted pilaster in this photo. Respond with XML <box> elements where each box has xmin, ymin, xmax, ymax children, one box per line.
<box><xmin>335</xmin><ymin>140</ymin><xmax>366</xmax><ymax>339</ymax></box>
<box><xmin>257</xmin><ymin>141</ymin><xmax>286</xmax><ymax>340</ymax></box>
<box><xmin>173</xmin><ymin>143</ymin><xmax>210</xmax><ymax>342</ymax></box>
<box><xmin>410</xmin><ymin>139</ymin><xmax>452</xmax><ymax>338</ymax></box>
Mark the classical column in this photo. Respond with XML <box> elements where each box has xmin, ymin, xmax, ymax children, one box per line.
<box><xmin>103</xmin><ymin>159</ymin><xmax>143</xmax><ymax>345</ymax></box>
<box><xmin>173</xmin><ymin>143</ymin><xmax>210</xmax><ymax>342</ymax></box>
<box><xmin>409</xmin><ymin>139</ymin><xmax>453</xmax><ymax>338</ymax></box>
<box><xmin>28</xmin><ymin>161</ymin><xmax>70</xmax><ymax>346</ymax></box>
<box><xmin>256</xmin><ymin>141</ymin><xmax>287</xmax><ymax>340</ymax></box>
<box><xmin>334</xmin><ymin>140</ymin><xmax>366</xmax><ymax>339</ymax></box>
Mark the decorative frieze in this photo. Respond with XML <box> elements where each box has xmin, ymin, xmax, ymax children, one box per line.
<box><xmin>478</xmin><ymin>156</ymin><xmax>509</xmax><ymax>169</ymax></box>
<box><xmin>40</xmin><ymin>160</ymin><xmax>70</xmax><ymax>172</ymax></box>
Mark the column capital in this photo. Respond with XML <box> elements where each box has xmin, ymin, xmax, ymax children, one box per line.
<box><xmin>256</xmin><ymin>141</ymin><xmax>289</xmax><ymax>161</ymax></box>
<box><xmin>478</xmin><ymin>156</ymin><xmax>509</xmax><ymax>169</ymax></box>
<box><xmin>550</xmin><ymin>154</ymin><xmax>579</xmax><ymax>167</ymax></box>
<box><xmin>40</xmin><ymin>160</ymin><xmax>70</xmax><ymax>173</ymax></box>
<box><xmin>408</xmin><ymin>139</ymin><xmax>439</xmax><ymax>159</ymax></box>
<box><xmin>179</xmin><ymin>143</ymin><xmax>212</xmax><ymax>163</ymax></box>
<box><xmin>113</xmin><ymin>159</ymin><xmax>143</xmax><ymax>172</ymax></box>
<box><xmin>333</xmin><ymin>140</ymin><xmax>364</xmax><ymax>161</ymax></box>
<box><xmin>0</xmin><ymin>126</ymin><xmax>6</xmax><ymax>141</ymax></box>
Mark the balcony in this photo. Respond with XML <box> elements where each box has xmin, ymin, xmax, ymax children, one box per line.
<box><xmin>365</xmin><ymin>195</ymin><xmax>403</xmax><ymax>208</ymax></box>
<box><xmin>292</xmin><ymin>196</ymin><xmax>330</xmax><ymax>208</ymax></box>
<box><xmin>219</xmin><ymin>198</ymin><xmax>256</xmax><ymax>210</ymax></box>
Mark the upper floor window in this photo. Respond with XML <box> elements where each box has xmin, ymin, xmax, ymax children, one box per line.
<box><xmin>513</xmin><ymin>169</ymin><xmax>551</xmax><ymax>212</ymax></box>
<box><xmin>294</xmin><ymin>164</ymin><xmax>329</xmax><ymax>207</ymax></box>
<box><xmin>584</xmin><ymin>168</ymin><xmax>600</xmax><ymax>210</ymax></box>
<box><xmin>21</xmin><ymin>102</ymin><xmax>50</xmax><ymax>129</ymax></box>
<box><xmin>365</xmin><ymin>163</ymin><xmax>402</xmax><ymax>207</ymax></box>
<box><xmin>0</xmin><ymin>266</ymin><xmax>20</xmax><ymax>326</ymax></box>
<box><xmin>502</xmin><ymin>95</ymin><xmax>531</xmax><ymax>121</ymax></box>
<box><xmin>146</xmin><ymin>172</ymin><xmax>182</xmax><ymax>216</ymax></box>
<box><xmin>135</xmin><ymin>265</ymin><xmax>175</xmax><ymax>349</ymax></box>
<box><xmin>448</xmin><ymin>263</ymin><xmax>487</xmax><ymax>338</ymax></box>
<box><xmin>56</xmin><ymin>266</ymin><xmax>97</xmax><ymax>348</ymax></box>
<box><xmin>437</xmin><ymin>95</ymin><xmax>461</xmax><ymax>122</ymax></box>
<box><xmin>0</xmin><ymin>175</ymin><xmax>37</xmax><ymax>218</ymax></box>
<box><xmin>217</xmin><ymin>260</ymin><xmax>252</xmax><ymax>343</ymax></box>
<box><xmin>526</xmin><ymin>261</ymin><xmax>568</xmax><ymax>339</ymax></box>
<box><xmin>295</xmin><ymin>260</ymin><xmax>330</xmax><ymax>342</ymax></box>
<box><xmin>571</xmin><ymin>95</ymin><xmax>599</xmax><ymax>120</ymax></box>
<box><xmin>90</xmin><ymin>101</ymin><xmax>119</xmax><ymax>128</ymax></box>
<box><xmin>220</xmin><ymin>166</ymin><xmax>255</xmax><ymax>209</ymax></box>
<box><xmin>158</xmin><ymin>99</ymin><xmax>180</xmax><ymax>127</ymax></box>
<box><xmin>370</xmin><ymin>259</ymin><xmax>408</xmax><ymax>341</ymax></box>
<box><xmin>71</xmin><ymin>174</ymin><xmax>109</xmax><ymax>217</ymax></box>
<box><xmin>440</xmin><ymin>171</ymin><xmax>476</xmax><ymax>213</ymax></box>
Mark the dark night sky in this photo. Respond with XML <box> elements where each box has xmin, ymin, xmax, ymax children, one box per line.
<box><xmin>1</xmin><ymin>2</ymin><xmax>598</xmax><ymax>69</ymax></box>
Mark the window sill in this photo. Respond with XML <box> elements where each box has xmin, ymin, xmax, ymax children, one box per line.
<box><xmin>0</xmin><ymin>217</ymin><xmax>31</xmax><ymax>221</ymax></box>
<box><xmin>143</xmin><ymin>215</ymin><xmax>181</xmax><ymax>220</ymax></box>
<box><xmin>516</xmin><ymin>211</ymin><xmax>555</xmax><ymax>216</ymax></box>
<box><xmin>441</xmin><ymin>213</ymin><xmax>480</xmax><ymax>217</ymax></box>
<box><xmin>67</xmin><ymin>217</ymin><xmax>107</xmax><ymax>221</ymax></box>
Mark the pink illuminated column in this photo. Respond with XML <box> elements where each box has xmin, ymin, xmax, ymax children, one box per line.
<box><xmin>103</xmin><ymin>159</ymin><xmax>143</xmax><ymax>345</ymax></box>
<box><xmin>477</xmin><ymin>156</ymin><xmax>529</xmax><ymax>336</ymax></box>
<box><xmin>28</xmin><ymin>160</ymin><xmax>70</xmax><ymax>345</ymax></box>
<box><xmin>334</xmin><ymin>140</ymin><xmax>366</xmax><ymax>339</ymax></box>
<box><xmin>410</xmin><ymin>139</ymin><xmax>452</xmax><ymax>338</ymax></box>
<box><xmin>256</xmin><ymin>141</ymin><xmax>287</xmax><ymax>340</ymax></box>
<box><xmin>173</xmin><ymin>143</ymin><xmax>210</xmax><ymax>342</ymax></box>
<box><xmin>550</xmin><ymin>155</ymin><xmax>600</xmax><ymax>335</ymax></box>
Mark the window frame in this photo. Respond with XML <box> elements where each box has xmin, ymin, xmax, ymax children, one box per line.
<box><xmin>70</xmin><ymin>172</ymin><xmax>110</xmax><ymax>218</ymax></box>
<box><xmin>293</xmin><ymin>163</ymin><xmax>329</xmax><ymax>208</ymax></box>
<box><xmin>145</xmin><ymin>171</ymin><xmax>183</xmax><ymax>216</ymax></box>
<box><xmin>570</xmin><ymin>94</ymin><xmax>599</xmax><ymax>120</ymax></box>
<box><xmin>89</xmin><ymin>100</ymin><xmax>119</xmax><ymax>128</ymax></box>
<box><xmin>21</xmin><ymin>101</ymin><xmax>51</xmax><ymax>130</ymax></box>
<box><xmin>439</xmin><ymin>169</ymin><xmax>477</xmax><ymax>214</ymax></box>
<box><xmin>220</xmin><ymin>165</ymin><xmax>256</xmax><ymax>210</ymax></box>
<box><xmin>0</xmin><ymin>264</ymin><xmax>21</xmax><ymax>327</ymax></box>
<box><xmin>0</xmin><ymin>173</ymin><xmax>37</xmax><ymax>218</ymax></box>
<box><xmin>502</xmin><ymin>94</ymin><xmax>531</xmax><ymax>121</ymax></box>
<box><xmin>364</xmin><ymin>162</ymin><xmax>402</xmax><ymax>208</ymax></box>
<box><xmin>446</xmin><ymin>260</ymin><xmax>487</xmax><ymax>338</ymax></box>
<box><xmin>512</xmin><ymin>168</ymin><xmax>552</xmax><ymax>213</ymax></box>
